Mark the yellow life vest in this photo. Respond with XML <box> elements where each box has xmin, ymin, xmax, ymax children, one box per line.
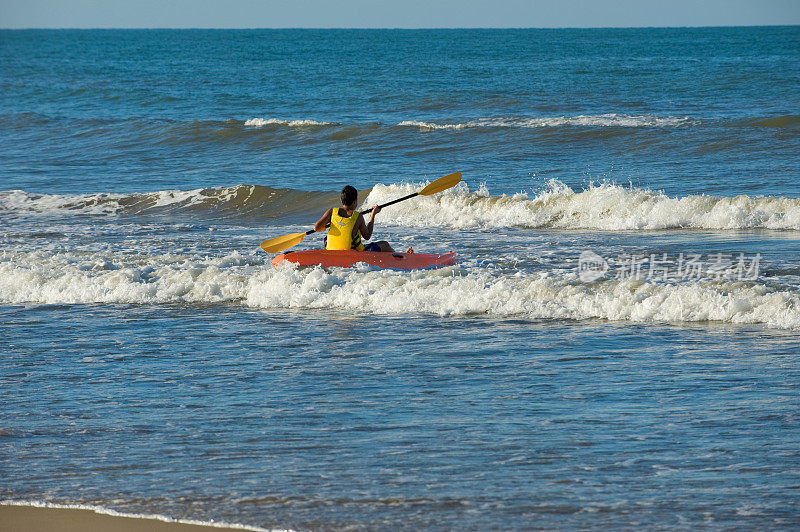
<box><xmin>326</xmin><ymin>207</ymin><xmax>364</xmax><ymax>250</ymax></box>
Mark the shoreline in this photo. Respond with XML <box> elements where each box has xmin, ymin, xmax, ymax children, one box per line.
<box><xmin>0</xmin><ymin>503</ymin><xmax>284</xmax><ymax>532</ymax></box>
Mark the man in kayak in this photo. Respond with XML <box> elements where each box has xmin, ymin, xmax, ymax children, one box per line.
<box><xmin>314</xmin><ymin>185</ymin><xmax>411</xmax><ymax>253</ymax></box>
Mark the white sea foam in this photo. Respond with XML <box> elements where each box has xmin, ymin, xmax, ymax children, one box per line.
<box><xmin>398</xmin><ymin>114</ymin><xmax>697</xmax><ymax>130</ymax></box>
<box><xmin>247</xmin><ymin>262</ymin><xmax>800</xmax><ymax>329</ymax></box>
<box><xmin>0</xmin><ymin>251</ymin><xmax>255</xmax><ymax>305</ymax></box>
<box><xmin>244</xmin><ymin>117</ymin><xmax>338</xmax><ymax>127</ymax></box>
<box><xmin>364</xmin><ymin>180</ymin><xmax>800</xmax><ymax>231</ymax></box>
<box><xmin>0</xmin><ymin>500</ymin><xmax>289</xmax><ymax>532</ymax></box>
<box><xmin>2</xmin><ymin>250</ymin><xmax>799</xmax><ymax>329</ymax></box>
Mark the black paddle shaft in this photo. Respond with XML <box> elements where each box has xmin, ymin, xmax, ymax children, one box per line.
<box><xmin>361</xmin><ymin>192</ymin><xmax>419</xmax><ymax>214</ymax></box>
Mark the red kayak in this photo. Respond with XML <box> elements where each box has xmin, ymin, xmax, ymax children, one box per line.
<box><xmin>272</xmin><ymin>249</ymin><xmax>457</xmax><ymax>269</ymax></box>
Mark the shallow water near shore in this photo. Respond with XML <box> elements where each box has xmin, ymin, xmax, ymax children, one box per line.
<box><xmin>3</xmin><ymin>305</ymin><xmax>800</xmax><ymax>529</ymax></box>
<box><xmin>2</xmin><ymin>27</ymin><xmax>800</xmax><ymax>529</ymax></box>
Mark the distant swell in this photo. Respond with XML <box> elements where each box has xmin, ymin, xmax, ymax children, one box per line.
<box><xmin>364</xmin><ymin>180</ymin><xmax>800</xmax><ymax>231</ymax></box>
<box><xmin>742</xmin><ymin>115</ymin><xmax>800</xmax><ymax>128</ymax></box>
<box><xmin>242</xmin><ymin>114</ymin><xmax>699</xmax><ymax>131</ymax></box>
<box><xmin>3</xmin><ymin>114</ymin><xmax>796</xmax><ymax>156</ymax></box>
<box><xmin>398</xmin><ymin>114</ymin><xmax>698</xmax><ymax>130</ymax></box>
<box><xmin>239</xmin><ymin>114</ymin><xmax>800</xmax><ymax>130</ymax></box>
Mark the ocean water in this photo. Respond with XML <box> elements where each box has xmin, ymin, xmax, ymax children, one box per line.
<box><xmin>1</xmin><ymin>27</ymin><xmax>800</xmax><ymax>530</ymax></box>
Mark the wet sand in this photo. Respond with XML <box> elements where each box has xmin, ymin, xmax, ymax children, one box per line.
<box><xmin>0</xmin><ymin>505</ymin><xmax>270</xmax><ymax>532</ymax></box>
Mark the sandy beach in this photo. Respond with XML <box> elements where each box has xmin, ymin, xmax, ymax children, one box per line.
<box><xmin>0</xmin><ymin>504</ymin><xmax>269</xmax><ymax>532</ymax></box>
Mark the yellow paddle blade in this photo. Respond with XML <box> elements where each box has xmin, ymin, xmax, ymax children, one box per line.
<box><xmin>418</xmin><ymin>172</ymin><xmax>462</xmax><ymax>196</ymax></box>
<box><xmin>260</xmin><ymin>232</ymin><xmax>307</xmax><ymax>253</ymax></box>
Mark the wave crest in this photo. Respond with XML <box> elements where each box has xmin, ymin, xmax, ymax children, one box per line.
<box><xmin>244</xmin><ymin>118</ymin><xmax>339</xmax><ymax>127</ymax></box>
<box><xmin>0</xmin><ymin>186</ymin><xmax>337</xmax><ymax>220</ymax></box>
<box><xmin>399</xmin><ymin>114</ymin><xmax>697</xmax><ymax>130</ymax></box>
<box><xmin>364</xmin><ymin>180</ymin><xmax>800</xmax><ymax>231</ymax></box>
<box><xmin>4</xmin><ymin>180</ymin><xmax>800</xmax><ymax>231</ymax></box>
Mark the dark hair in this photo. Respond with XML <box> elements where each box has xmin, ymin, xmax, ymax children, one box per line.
<box><xmin>340</xmin><ymin>185</ymin><xmax>358</xmax><ymax>206</ymax></box>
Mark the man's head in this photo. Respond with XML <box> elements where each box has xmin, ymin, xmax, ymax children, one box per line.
<box><xmin>341</xmin><ymin>185</ymin><xmax>358</xmax><ymax>208</ymax></box>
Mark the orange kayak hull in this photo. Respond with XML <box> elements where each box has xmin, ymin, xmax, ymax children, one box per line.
<box><xmin>272</xmin><ymin>249</ymin><xmax>457</xmax><ymax>269</ymax></box>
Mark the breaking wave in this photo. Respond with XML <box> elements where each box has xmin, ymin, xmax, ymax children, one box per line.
<box><xmin>364</xmin><ymin>180</ymin><xmax>800</xmax><ymax>231</ymax></box>
<box><xmin>4</xmin><ymin>180</ymin><xmax>800</xmax><ymax>231</ymax></box>
<box><xmin>0</xmin><ymin>186</ymin><xmax>338</xmax><ymax>220</ymax></box>
<box><xmin>3</xmin><ymin>180</ymin><xmax>800</xmax><ymax>231</ymax></box>
<box><xmin>1</xmin><ymin>249</ymin><xmax>799</xmax><ymax>329</ymax></box>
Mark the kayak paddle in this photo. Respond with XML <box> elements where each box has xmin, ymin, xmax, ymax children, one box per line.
<box><xmin>260</xmin><ymin>171</ymin><xmax>462</xmax><ymax>254</ymax></box>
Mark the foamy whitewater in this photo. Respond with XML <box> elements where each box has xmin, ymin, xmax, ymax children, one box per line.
<box><xmin>3</xmin><ymin>27</ymin><xmax>800</xmax><ymax>531</ymax></box>
<box><xmin>365</xmin><ymin>180</ymin><xmax>800</xmax><ymax>231</ymax></box>
<box><xmin>2</xmin><ymin>180</ymin><xmax>799</xmax><ymax>329</ymax></box>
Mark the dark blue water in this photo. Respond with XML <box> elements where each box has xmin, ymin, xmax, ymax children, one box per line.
<box><xmin>1</xmin><ymin>27</ymin><xmax>800</xmax><ymax>530</ymax></box>
<box><xmin>2</xmin><ymin>28</ymin><xmax>798</xmax><ymax>195</ymax></box>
